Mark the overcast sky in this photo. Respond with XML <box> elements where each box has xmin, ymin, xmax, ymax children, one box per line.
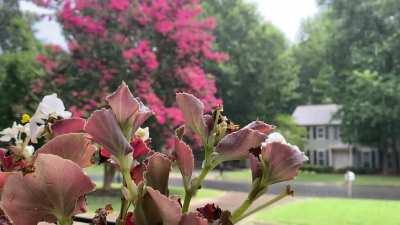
<box><xmin>20</xmin><ymin>0</ymin><xmax>318</xmax><ymax>48</ymax></box>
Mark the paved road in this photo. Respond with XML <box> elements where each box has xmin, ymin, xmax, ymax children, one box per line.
<box><xmin>169</xmin><ymin>178</ymin><xmax>400</xmax><ymax>200</ymax></box>
<box><xmin>90</xmin><ymin>175</ymin><xmax>400</xmax><ymax>200</ymax></box>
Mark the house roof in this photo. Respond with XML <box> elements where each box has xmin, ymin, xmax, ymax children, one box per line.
<box><xmin>292</xmin><ymin>104</ymin><xmax>341</xmax><ymax>126</ymax></box>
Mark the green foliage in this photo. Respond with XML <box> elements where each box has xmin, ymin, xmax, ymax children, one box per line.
<box><xmin>296</xmin><ymin>0</ymin><xmax>400</xmax><ymax>172</ymax></box>
<box><xmin>0</xmin><ymin>51</ymin><xmax>41</xmax><ymax>127</ymax></box>
<box><xmin>203</xmin><ymin>0</ymin><xmax>299</xmax><ymax>126</ymax></box>
<box><xmin>0</xmin><ymin>0</ymin><xmax>39</xmax><ymax>53</ymax></box>
<box><xmin>274</xmin><ymin>114</ymin><xmax>306</xmax><ymax>149</ymax></box>
<box><xmin>0</xmin><ymin>2</ymin><xmax>42</xmax><ymax>129</ymax></box>
<box><xmin>292</xmin><ymin>12</ymin><xmax>335</xmax><ymax>104</ymax></box>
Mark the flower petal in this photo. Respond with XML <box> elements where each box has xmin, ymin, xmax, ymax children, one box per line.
<box><xmin>106</xmin><ymin>82</ymin><xmax>140</xmax><ymax>125</ymax></box>
<box><xmin>1</xmin><ymin>154</ymin><xmax>95</xmax><ymax>225</ymax></box>
<box><xmin>36</xmin><ymin>133</ymin><xmax>96</xmax><ymax>168</ymax></box>
<box><xmin>176</xmin><ymin>93</ymin><xmax>206</xmax><ymax>138</ymax></box>
<box><xmin>216</xmin><ymin>128</ymin><xmax>267</xmax><ymax>161</ymax></box>
<box><xmin>51</xmin><ymin>118</ymin><xmax>86</xmax><ymax>137</ymax></box>
<box><xmin>261</xmin><ymin>142</ymin><xmax>307</xmax><ymax>184</ymax></box>
<box><xmin>85</xmin><ymin>109</ymin><xmax>132</xmax><ymax>157</ymax></box>
<box><xmin>146</xmin><ymin>187</ymin><xmax>182</xmax><ymax>225</ymax></box>
<box><xmin>174</xmin><ymin>138</ymin><xmax>194</xmax><ymax>179</ymax></box>
<box><xmin>145</xmin><ymin>153</ymin><xmax>171</xmax><ymax>194</ymax></box>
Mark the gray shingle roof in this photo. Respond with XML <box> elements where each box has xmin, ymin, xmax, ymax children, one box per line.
<box><xmin>292</xmin><ymin>104</ymin><xmax>341</xmax><ymax>126</ymax></box>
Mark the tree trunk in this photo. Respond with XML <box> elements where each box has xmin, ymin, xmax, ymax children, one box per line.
<box><xmin>103</xmin><ymin>163</ymin><xmax>116</xmax><ymax>190</ymax></box>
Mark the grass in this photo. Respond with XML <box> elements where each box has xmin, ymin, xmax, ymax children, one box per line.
<box><xmin>86</xmin><ymin>187</ymin><xmax>224</xmax><ymax>212</ymax></box>
<box><xmin>84</xmin><ymin>165</ymin><xmax>104</xmax><ymax>176</ymax></box>
<box><xmin>219</xmin><ymin>169</ymin><xmax>400</xmax><ymax>187</ymax></box>
<box><xmin>254</xmin><ymin>198</ymin><xmax>400</xmax><ymax>225</ymax></box>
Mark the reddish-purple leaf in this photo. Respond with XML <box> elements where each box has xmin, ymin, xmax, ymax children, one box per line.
<box><xmin>174</xmin><ymin>138</ymin><xmax>194</xmax><ymax>178</ymax></box>
<box><xmin>145</xmin><ymin>153</ymin><xmax>171</xmax><ymax>194</ymax></box>
<box><xmin>131</xmin><ymin>138</ymin><xmax>150</xmax><ymax>159</ymax></box>
<box><xmin>106</xmin><ymin>82</ymin><xmax>140</xmax><ymax>125</ymax></box>
<box><xmin>249</xmin><ymin>153</ymin><xmax>262</xmax><ymax>182</ymax></box>
<box><xmin>179</xmin><ymin>213</ymin><xmax>208</xmax><ymax>225</ymax></box>
<box><xmin>36</xmin><ymin>133</ymin><xmax>96</xmax><ymax>168</ymax></box>
<box><xmin>261</xmin><ymin>142</ymin><xmax>307</xmax><ymax>184</ymax></box>
<box><xmin>216</xmin><ymin>128</ymin><xmax>267</xmax><ymax>161</ymax></box>
<box><xmin>51</xmin><ymin>118</ymin><xmax>86</xmax><ymax>137</ymax></box>
<box><xmin>0</xmin><ymin>172</ymin><xmax>15</xmax><ymax>192</ymax></box>
<box><xmin>131</xmin><ymin>101</ymin><xmax>152</xmax><ymax>133</ymax></box>
<box><xmin>196</xmin><ymin>203</ymin><xmax>222</xmax><ymax>222</ymax></box>
<box><xmin>0</xmin><ymin>149</ymin><xmax>13</xmax><ymax>171</ymax></box>
<box><xmin>84</xmin><ymin>109</ymin><xmax>132</xmax><ymax>157</ymax></box>
<box><xmin>176</xmin><ymin>93</ymin><xmax>207</xmax><ymax>138</ymax></box>
<box><xmin>1</xmin><ymin>154</ymin><xmax>95</xmax><ymax>225</ymax></box>
<box><xmin>242</xmin><ymin>121</ymin><xmax>274</xmax><ymax>135</ymax></box>
<box><xmin>146</xmin><ymin>187</ymin><xmax>182</xmax><ymax>225</ymax></box>
<box><xmin>130</xmin><ymin>164</ymin><xmax>145</xmax><ymax>185</ymax></box>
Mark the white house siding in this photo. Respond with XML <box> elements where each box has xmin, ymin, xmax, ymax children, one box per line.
<box><xmin>293</xmin><ymin>105</ymin><xmax>379</xmax><ymax>170</ymax></box>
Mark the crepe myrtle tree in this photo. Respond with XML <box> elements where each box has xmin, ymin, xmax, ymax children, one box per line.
<box><xmin>0</xmin><ymin>82</ymin><xmax>307</xmax><ymax>225</ymax></box>
<box><xmin>30</xmin><ymin>0</ymin><xmax>228</xmax><ymax>146</ymax></box>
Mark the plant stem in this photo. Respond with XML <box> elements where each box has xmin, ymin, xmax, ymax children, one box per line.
<box><xmin>58</xmin><ymin>216</ymin><xmax>73</xmax><ymax>225</ymax></box>
<box><xmin>181</xmin><ymin>190</ymin><xmax>192</xmax><ymax>213</ymax></box>
<box><xmin>232</xmin><ymin>186</ymin><xmax>293</xmax><ymax>223</ymax></box>
<box><xmin>116</xmin><ymin>156</ymin><xmax>137</xmax><ymax>224</ymax></box>
<box><xmin>116</xmin><ymin>196</ymin><xmax>129</xmax><ymax>225</ymax></box>
<box><xmin>182</xmin><ymin>163</ymin><xmax>213</xmax><ymax>213</ymax></box>
<box><xmin>121</xmin><ymin>167</ymin><xmax>137</xmax><ymax>201</ymax></box>
<box><xmin>230</xmin><ymin>198</ymin><xmax>253</xmax><ymax>221</ymax></box>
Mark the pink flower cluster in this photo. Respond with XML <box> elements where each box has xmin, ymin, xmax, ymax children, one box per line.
<box><xmin>60</xmin><ymin>1</ymin><xmax>106</xmax><ymax>36</ymax></box>
<box><xmin>33</xmin><ymin>0</ymin><xmax>228</xmax><ymax>146</ymax></box>
<box><xmin>123</xmin><ymin>41</ymin><xmax>159</xmax><ymax>71</ymax></box>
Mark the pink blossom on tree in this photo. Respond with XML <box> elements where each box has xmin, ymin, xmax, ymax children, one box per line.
<box><xmin>32</xmin><ymin>0</ymin><xmax>228</xmax><ymax>146</ymax></box>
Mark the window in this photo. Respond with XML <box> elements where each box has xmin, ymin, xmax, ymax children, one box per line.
<box><xmin>363</xmin><ymin>152</ymin><xmax>371</xmax><ymax>168</ymax></box>
<box><xmin>313</xmin><ymin>127</ymin><xmax>317</xmax><ymax>139</ymax></box>
<box><xmin>318</xmin><ymin>151</ymin><xmax>325</xmax><ymax>166</ymax></box>
<box><xmin>334</xmin><ymin>126</ymin><xmax>340</xmax><ymax>140</ymax></box>
<box><xmin>317</xmin><ymin>127</ymin><xmax>324</xmax><ymax>139</ymax></box>
<box><xmin>306</xmin><ymin>127</ymin><xmax>310</xmax><ymax>139</ymax></box>
<box><xmin>313</xmin><ymin>150</ymin><xmax>317</xmax><ymax>164</ymax></box>
<box><xmin>325</xmin><ymin>126</ymin><xmax>330</xmax><ymax>139</ymax></box>
<box><xmin>305</xmin><ymin>150</ymin><xmax>310</xmax><ymax>159</ymax></box>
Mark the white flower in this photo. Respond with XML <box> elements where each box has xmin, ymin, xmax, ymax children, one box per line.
<box><xmin>135</xmin><ymin>127</ymin><xmax>149</xmax><ymax>141</ymax></box>
<box><xmin>25</xmin><ymin>145</ymin><xmax>35</xmax><ymax>156</ymax></box>
<box><xmin>30</xmin><ymin>94</ymin><xmax>71</xmax><ymax>143</ymax></box>
<box><xmin>264</xmin><ymin>132</ymin><xmax>308</xmax><ymax>162</ymax></box>
<box><xmin>0</xmin><ymin>122</ymin><xmax>25</xmax><ymax>142</ymax></box>
<box><xmin>265</xmin><ymin>132</ymin><xmax>287</xmax><ymax>144</ymax></box>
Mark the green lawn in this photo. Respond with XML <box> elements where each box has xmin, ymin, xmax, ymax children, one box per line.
<box><xmin>84</xmin><ymin>165</ymin><xmax>104</xmax><ymax>176</ymax></box>
<box><xmin>220</xmin><ymin>169</ymin><xmax>400</xmax><ymax>187</ymax></box>
<box><xmin>254</xmin><ymin>198</ymin><xmax>400</xmax><ymax>225</ymax></box>
<box><xmin>87</xmin><ymin>187</ymin><xmax>223</xmax><ymax>212</ymax></box>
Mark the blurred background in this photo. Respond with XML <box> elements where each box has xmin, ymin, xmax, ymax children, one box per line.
<box><xmin>1</xmin><ymin>0</ymin><xmax>400</xmax><ymax>224</ymax></box>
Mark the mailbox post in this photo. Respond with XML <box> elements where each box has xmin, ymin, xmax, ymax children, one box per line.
<box><xmin>344</xmin><ymin>170</ymin><xmax>355</xmax><ymax>197</ymax></box>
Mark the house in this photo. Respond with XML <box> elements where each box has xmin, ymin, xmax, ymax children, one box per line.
<box><xmin>292</xmin><ymin>104</ymin><xmax>380</xmax><ymax>170</ymax></box>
